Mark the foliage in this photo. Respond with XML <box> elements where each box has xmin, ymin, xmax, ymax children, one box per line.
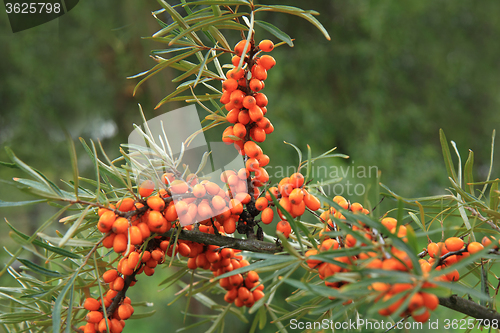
<box><xmin>1</xmin><ymin>1</ymin><xmax>500</xmax><ymax>333</ymax></box>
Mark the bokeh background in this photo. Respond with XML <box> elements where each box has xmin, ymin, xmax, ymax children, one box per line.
<box><xmin>1</xmin><ymin>0</ymin><xmax>500</xmax><ymax>332</ymax></box>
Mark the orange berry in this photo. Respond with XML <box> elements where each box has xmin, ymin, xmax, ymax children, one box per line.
<box><xmin>381</xmin><ymin>217</ymin><xmax>397</xmax><ymax>230</ymax></box>
<box><xmin>251</xmin><ymin>64</ymin><xmax>267</xmax><ymax>81</ymax></box>
<box><xmin>249</xmin><ymin>78</ymin><xmax>263</xmax><ymax>92</ymax></box>
<box><xmin>445</xmin><ymin>237</ymin><xmax>464</xmax><ymax>252</ymax></box>
<box><xmin>411</xmin><ymin>309</ymin><xmax>430</xmax><ymax>323</ymax></box>
<box><xmin>246</xmin><ymin>158</ymin><xmax>260</xmax><ymax>172</ymax></box>
<box><xmin>147</xmin><ymin>195</ymin><xmax>165</xmax><ymax>211</ymax></box>
<box><xmin>222</xmin><ymin>126</ymin><xmax>235</xmax><ymax>144</ymax></box>
<box><xmin>103</xmin><ymin>269</ymin><xmax>118</xmax><ymax>283</ymax></box>
<box><xmin>84</xmin><ymin>298</ymin><xmax>101</xmax><ymax>311</ymax></box>
<box><xmin>234</xmin><ymin>40</ymin><xmax>249</xmax><ymax>56</ymax></box>
<box><xmin>231</xmin><ymin>55</ymin><xmax>241</xmax><ymax>67</ymax></box>
<box><xmin>113</xmin><ymin>234</ymin><xmax>128</xmax><ymax>253</ymax></box>
<box><xmin>261</xmin><ymin>207</ymin><xmax>274</xmax><ymax>224</ymax></box>
<box><xmin>303</xmin><ymin>190</ymin><xmax>321</xmax><ymax>211</ymax></box>
<box><xmin>117</xmin><ymin>304</ymin><xmax>131</xmax><ymax>320</ymax></box>
<box><xmin>244</xmin><ymin>141</ymin><xmax>263</xmax><ymax>158</ymax></box>
<box><xmin>254</xmin><ymin>93</ymin><xmax>268</xmax><ymax>107</ymax></box>
<box><xmin>233</xmin><ymin>123</ymin><xmax>246</xmax><ymax>139</ymax></box>
<box><xmin>258</xmin><ymin>39</ymin><xmax>274</xmax><ymax>52</ymax></box>
<box><xmin>427</xmin><ymin>242</ymin><xmax>440</xmax><ymax>258</ymax></box>
<box><xmin>258</xmin><ymin>55</ymin><xmax>276</xmax><ymax>70</ymax></box>
<box><xmin>98</xmin><ymin>211</ymin><xmax>116</xmax><ymax>233</ymax></box>
<box><xmin>86</xmin><ymin>311</ymin><xmax>103</xmax><ymax>324</ymax></box>
<box><xmin>222</xmin><ymin>78</ymin><xmax>238</xmax><ymax>92</ymax></box>
<box><xmin>102</xmin><ymin>233</ymin><xmax>115</xmax><ymax>249</ymax></box>
<box><xmin>111</xmin><ymin>277</ymin><xmax>125</xmax><ymax>291</ymax></box>
<box><xmin>421</xmin><ymin>292</ymin><xmax>439</xmax><ymax>311</ymax></box>
<box><xmin>138</xmin><ymin>180</ymin><xmax>155</xmax><ymax>197</ymax></box>
<box><xmin>148</xmin><ymin>210</ymin><xmax>166</xmax><ymax>232</ymax></box>
<box><xmin>289</xmin><ymin>188</ymin><xmax>304</xmax><ymax>205</ymax></box>
<box><xmin>170</xmin><ymin>180</ymin><xmax>189</xmax><ymax>194</ymax></box>
<box><xmin>249</xmin><ymin>105</ymin><xmax>264</xmax><ymax>122</ymax></box>
<box><xmin>467</xmin><ymin>241</ymin><xmax>484</xmax><ymax>254</ymax></box>
<box><xmin>276</xmin><ymin>220</ymin><xmax>292</xmax><ymax>238</ymax></box>
<box><xmin>112</xmin><ymin>217</ymin><xmax>129</xmax><ymax>234</ymax></box>
<box><xmin>116</xmin><ymin>198</ymin><xmax>135</xmax><ymax>212</ymax></box>
<box><xmin>237</xmin><ymin>109</ymin><xmax>250</xmax><ymax>124</ymax></box>
<box><xmin>226</xmin><ymin>108</ymin><xmax>239</xmax><ymax>123</ymax></box>
<box><xmin>255</xmin><ymin>197</ymin><xmax>269</xmax><ymax>211</ymax></box>
<box><xmin>229</xmin><ymin>273</ymin><xmax>244</xmax><ymax>287</ymax></box>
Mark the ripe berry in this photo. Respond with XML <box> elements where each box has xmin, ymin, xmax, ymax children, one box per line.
<box><xmin>249</xmin><ymin>105</ymin><xmax>264</xmax><ymax>122</ymax></box>
<box><xmin>255</xmin><ymin>197</ymin><xmax>269</xmax><ymax>211</ymax></box>
<box><xmin>258</xmin><ymin>39</ymin><xmax>274</xmax><ymax>52</ymax></box>
<box><xmin>112</xmin><ymin>217</ymin><xmax>129</xmax><ymax>234</ymax></box>
<box><xmin>276</xmin><ymin>220</ymin><xmax>292</xmax><ymax>238</ymax></box>
<box><xmin>233</xmin><ymin>123</ymin><xmax>247</xmax><ymax>139</ymax></box>
<box><xmin>138</xmin><ymin>179</ymin><xmax>155</xmax><ymax>197</ymax></box>
<box><xmin>254</xmin><ymin>93</ymin><xmax>268</xmax><ymax>107</ymax></box>
<box><xmin>242</xmin><ymin>96</ymin><xmax>257</xmax><ymax>109</ymax></box>
<box><xmin>116</xmin><ymin>198</ymin><xmax>135</xmax><ymax>212</ymax></box>
<box><xmin>258</xmin><ymin>55</ymin><xmax>276</xmax><ymax>70</ymax></box>
<box><xmin>84</xmin><ymin>298</ymin><xmax>101</xmax><ymax>311</ymax></box>
<box><xmin>445</xmin><ymin>237</ymin><xmax>464</xmax><ymax>252</ymax></box>
<box><xmin>234</xmin><ymin>40</ymin><xmax>250</xmax><ymax>56</ymax></box>
<box><xmin>249</xmin><ymin>78</ymin><xmax>263</xmax><ymax>92</ymax></box>
<box><xmin>467</xmin><ymin>241</ymin><xmax>484</xmax><ymax>254</ymax></box>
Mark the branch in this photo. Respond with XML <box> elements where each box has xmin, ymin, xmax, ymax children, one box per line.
<box><xmin>161</xmin><ymin>229</ymin><xmax>282</xmax><ymax>253</ymax></box>
<box><xmin>438</xmin><ymin>295</ymin><xmax>500</xmax><ymax>322</ymax></box>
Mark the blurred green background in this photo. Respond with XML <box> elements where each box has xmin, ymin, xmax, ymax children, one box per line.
<box><xmin>1</xmin><ymin>0</ymin><xmax>500</xmax><ymax>332</ymax></box>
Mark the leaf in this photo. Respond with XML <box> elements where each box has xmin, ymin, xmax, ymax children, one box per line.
<box><xmin>0</xmin><ymin>199</ymin><xmax>47</xmax><ymax>207</ymax></box>
<box><xmin>17</xmin><ymin>259</ymin><xmax>65</xmax><ymax>278</ymax></box>
<box><xmin>133</xmin><ymin>49</ymin><xmax>200</xmax><ymax>96</ymax></box>
<box><xmin>130</xmin><ymin>310</ymin><xmax>157</xmax><ymax>319</ymax></box>
<box><xmin>4</xmin><ymin>147</ymin><xmax>57</xmax><ymax>196</ymax></box>
<box><xmin>181</xmin><ymin>0</ymin><xmax>250</xmax><ymax>5</ymax></box>
<box><xmin>38</xmin><ymin>233</ymin><xmax>95</xmax><ymax>247</ymax></box>
<box><xmin>167</xmin><ymin>13</ymin><xmax>246</xmax><ymax>46</ymax></box>
<box><xmin>254</xmin><ymin>5</ymin><xmax>330</xmax><ymax>41</ymax></box>
<box><xmin>439</xmin><ymin>129</ymin><xmax>458</xmax><ymax>184</ymax></box>
<box><xmin>283</xmin><ymin>141</ymin><xmax>302</xmax><ymax>168</ymax></box>
<box><xmin>65</xmin><ymin>133</ymin><xmax>79</xmax><ymax>200</ymax></box>
<box><xmin>58</xmin><ymin>206</ymin><xmax>90</xmax><ymax>247</ymax></box>
<box><xmin>158</xmin><ymin>266</ymin><xmax>189</xmax><ymax>287</ymax></box>
<box><xmin>157</xmin><ymin>0</ymin><xmax>204</xmax><ymax>46</ymax></box>
<box><xmin>255</xmin><ymin>20</ymin><xmax>293</xmax><ymax>46</ymax></box>
<box><xmin>5</xmin><ymin>219</ymin><xmax>81</xmax><ymax>259</ymax></box>
<box><xmin>489</xmin><ymin>181</ymin><xmax>499</xmax><ymax>211</ymax></box>
<box><xmin>464</xmin><ymin>149</ymin><xmax>474</xmax><ymax>195</ymax></box>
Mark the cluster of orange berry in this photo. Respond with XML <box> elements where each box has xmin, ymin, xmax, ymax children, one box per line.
<box><xmin>221</xmin><ymin>39</ymin><xmax>275</xmax><ymax>186</ymax></box>
<box><xmin>176</xmin><ymin>240</ymin><xmax>265</xmax><ymax>307</ymax></box>
<box><xmin>303</xmin><ymin>196</ymin><xmax>442</xmax><ymax>323</ymax></box>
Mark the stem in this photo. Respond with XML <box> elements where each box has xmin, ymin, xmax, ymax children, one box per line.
<box><xmin>161</xmin><ymin>228</ymin><xmax>282</xmax><ymax>253</ymax></box>
<box><xmin>438</xmin><ymin>295</ymin><xmax>500</xmax><ymax>322</ymax></box>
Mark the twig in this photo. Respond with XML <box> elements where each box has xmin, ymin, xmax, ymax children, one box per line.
<box><xmin>161</xmin><ymin>229</ymin><xmax>282</xmax><ymax>253</ymax></box>
<box><xmin>438</xmin><ymin>295</ymin><xmax>500</xmax><ymax>322</ymax></box>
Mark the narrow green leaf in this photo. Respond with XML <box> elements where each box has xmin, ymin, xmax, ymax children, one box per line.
<box><xmin>283</xmin><ymin>141</ymin><xmax>302</xmax><ymax>168</ymax></box>
<box><xmin>130</xmin><ymin>310</ymin><xmax>157</xmax><ymax>319</ymax></box>
<box><xmin>405</xmin><ymin>225</ymin><xmax>418</xmax><ymax>254</ymax></box>
<box><xmin>464</xmin><ymin>149</ymin><xmax>474</xmax><ymax>195</ymax></box>
<box><xmin>5</xmin><ymin>219</ymin><xmax>81</xmax><ymax>259</ymax></box>
<box><xmin>158</xmin><ymin>266</ymin><xmax>189</xmax><ymax>287</ymax></box>
<box><xmin>194</xmin><ymin>48</ymin><xmax>213</xmax><ymax>87</ymax></box>
<box><xmin>439</xmin><ymin>129</ymin><xmax>458</xmax><ymax>183</ymax></box>
<box><xmin>489</xmin><ymin>181</ymin><xmax>499</xmax><ymax>211</ymax></box>
<box><xmin>38</xmin><ymin>233</ymin><xmax>95</xmax><ymax>247</ymax></box>
<box><xmin>17</xmin><ymin>259</ymin><xmax>65</xmax><ymax>278</ymax></box>
<box><xmin>134</xmin><ymin>49</ymin><xmax>200</xmax><ymax>96</ymax></box>
<box><xmin>255</xmin><ymin>20</ymin><xmax>293</xmax><ymax>46</ymax></box>
<box><xmin>157</xmin><ymin>0</ymin><xmax>204</xmax><ymax>45</ymax></box>
<box><xmin>65</xmin><ymin>134</ymin><xmax>79</xmax><ymax>200</ymax></box>
<box><xmin>0</xmin><ymin>199</ymin><xmax>47</xmax><ymax>207</ymax></box>
<box><xmin>167</xmin><ymin>13</ymin><xmax>245</xmax><ymax>46</ymax></box>
<box><xmin>254</xmin><ymin>5</ymin><xmax>330</xmax><ymax>40</ymax></box>
<box><xmin>181</xmin><ymin>0</ymin><xmax>250</xmax><ymax>5</ymax></box>
<box><xmin>58</xmin><ymin>206</ymin><xmax>90</xmax><ymax>247</ymax></box>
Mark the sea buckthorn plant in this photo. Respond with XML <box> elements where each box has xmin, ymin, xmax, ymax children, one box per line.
<box><xmin>1</xmin><ymin>1</ymin><xmax>500</xmax><ymax>332</ymax></box>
